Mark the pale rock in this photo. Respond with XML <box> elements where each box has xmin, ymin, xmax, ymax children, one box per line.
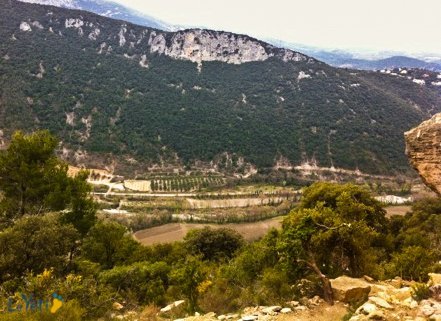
<box><xmin>217</xmin><ymin>315</ymin><xmax>226</xmax><ymax>320</ymax></box>
<box><xmin>147</xmin><ymin>29</ymin><xmax>308</xmax><ymax>66</ymax></box>
<box><xmin>357</xmin><ymin>302</ymin><xmax>377</xmax><ymax>315</ymax></box>
<box><xmin>330</xmin><ymin>276</ymin><xmax>371</xmax><ymax>303</ymax></box>
<box><xmin>367</xmin><ymin>310</ymin><xmax>385</xmax><ymax>320</ymax></box>
<box><xmin>118</xmin><ymin>25</ymin><xmax>127</xmax><ymax>46</ymax></box>
<box><xmin>429</xmin><ymin>273</ymin><xmax>441</xmax><ymax>285</ymax></box>
<box><xmin>402</xmin><ymin>297</ymin><xmax>418</xmax><ymax>309</ymax></box>
<box><xmin>139</xmin><ymin>54</ymin><xmax>149</xmax><ymax>68</ymax></box>
<box><xmin>112</xmin><ymin>302</ymin><xmax>123</xmax><ymax>310</ymax></box>
<box><xmin>160</xmin><ymin>299</ymin><xmax>185</xmax><ymax>313</ymax></box>
<box><xmin>405</xmin><ymin>114</ymin><xmax>441</xmax><ymax>195</ymax></box>
<box><xmin>65</xmin><ymin>18</ymin><xmax>84</xmax><ymax>29</ymax></box>
<box><xmin>431</xmin><ymin>314</ymin><xmax>441</xmax><ymax>321</ymax></box>
<box><xmin>20</xmin><ymin>21</ymin><xmax>32</xmax><ymax>32</ymax></box>
<box><xmin>369</xmin><ymin>284</ymin><xmax>389</xmax><ymax>296</ymax></box>
<box><xmin>309</xmin><ymin>295</ymin><xmax>322</xmax><ymax>306</ymax></box>
<box><xmin>430</xmin><ymin>284</ymin><xmax>441</xmax><ymax>301</ymax></box>
<box><xmin>280</xmin><ymin>308</ymin><xmax>292</xmax><ymax>314</ymax></box>
<box><xmin>241</xmin><ymin>316</ymin><xmax>258</xmax><ymax>321</ymax></box>
<box><xmin>225</xmin><ymin>314</ymin><xmax>238</xmax><ymax>319</ymax></box>
<box><xmin>363</xmin><ymin>275</ymin><xmax>375</xmax><ymax>282</ymax></box>
<box><xmin>32</xmin><ymin>21</ymin><xmax>43</xmax><ymax>29</ymax></box>
<box><xmin>419</xmin><ymin>301</ymin><xmax>435</xmax><ymax>317</ymax></box>
<box><xmin>287</xmin><ymin>300</ymin><xmax>300</xmax><ymax>306</ymax></box>
<box><xmin>389</xmin><ymin>277</ymin><xmax>403</xmax><ymax>288</ymax></box>
<box><xmin>294</xmin><ymin>305</ymin><xmax>307</xmax><ymax>311</ymax></box>
<box><xmin>393</xmin><ymin>287</ymin><xmax>413</xmax><ymax>301</ymax></box>
<box><xmin>369</xmin><ymin>296</ymin><xmax>392</xmax><ymax>309</ymax></box>
<box><xmin>261</xmin><ymin>306</ymin><xmax>281</xmax><ymax>314</ymax></box>
<box><xmin>88</xmin><ymin>28</ymin><xmax>100</xmax><ymax>40</ymax></box>
<box><xmin>160</xmin><ymin>306</ymin><xmax>172</xmax><ymax>313</ymax></box>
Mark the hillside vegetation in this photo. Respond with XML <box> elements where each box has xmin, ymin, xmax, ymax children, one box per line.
<box><xmin>1</xmin><ymin>1</ymin><xmax>441</xmax><ymax>175</ymax></box>
<box><xmin>0</xmin><ymin>131</ymin><xmax>440</xmax><ymax>320</ymax></box>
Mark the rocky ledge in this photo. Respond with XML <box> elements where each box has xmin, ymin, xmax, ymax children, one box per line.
<box><xmin>405</xmin><ymin>113</ymin><xmax>441</xmax><ymax>195</ymax></box>
<box><xmin>333</xmin><ymin>273</ymin><xmax>441</xmax><ymax>321</ymax></box>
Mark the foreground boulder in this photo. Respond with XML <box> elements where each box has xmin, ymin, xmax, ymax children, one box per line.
<box><xmin>405</xmin><ymin>113</ymin><xmax>441</xmax><ymax>195</ymax></box>
<box><xmin>330</xmin><ymin>276</ymin><xmax>371</xmax><ymax>304</ymax></box>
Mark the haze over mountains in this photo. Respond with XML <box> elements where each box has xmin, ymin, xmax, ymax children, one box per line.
<box><xmin>2</xmin><ymin>0</ymin><xmax>441</xmax><ymax>176</ymax></box>
<box><xmin>18</xmin><ymin>0</ymin><xmax>176</xmax><ymax>31</ymax></box>
<box><xmin>16</xmin><ymin>0</ymin><xmax>441</xmax><ymax>71</ymax></box>
<box><xmin>16</xmin><ymin>1</ymin><xmax>441</xmax><ymax>72</ymax></box>
<box><xmin>266</xmin><ymin>39</ymin><xmax>441</xmax><ymax>72</ymax></box>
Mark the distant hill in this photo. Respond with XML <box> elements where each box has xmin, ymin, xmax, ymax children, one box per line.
<box><xmin>334</xmin><ymin>56</ymin><xmax>441</xmax><ymax>71</ymax></box>
<box><xmin>17</xmin><ymin>0</ymin><xmax>176</xmax><ymax>31</ymax></box>
<box><xmin>1</xmin><ymin>0</ymin><xmax>441</xmax><ymax>176</ymax></box>
<box><xmin>267</xmin><ymin>39</ymin><xmax>441</xmax><ymax>72</ymax></box>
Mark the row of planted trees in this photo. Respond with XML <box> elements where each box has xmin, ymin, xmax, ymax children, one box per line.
<box><xmin>0</xmin><ymin>131</ymin><xmax>440</xmax><ymax>320</ymax></box>
<box><xmin>150</xmin><ymin>176</ymin><xmax>224</xmax><ymax>192</ymax></box>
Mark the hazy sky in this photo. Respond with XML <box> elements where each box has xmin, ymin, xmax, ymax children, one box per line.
<box><xmin>112</xmin><ymin>0</ymin><xmax>441</xmax><ymax>55</ymax></box>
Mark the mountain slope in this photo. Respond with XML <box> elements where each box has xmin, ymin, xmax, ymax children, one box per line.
<box><xmin>1</xmin><ymin>0</ymin><xmax>441</xmax><ymax>175</ymax></box>
<box><xmin>17</xmin><ymin>0</ymin><xmax>175</xmax><ymax>31</ymax></box>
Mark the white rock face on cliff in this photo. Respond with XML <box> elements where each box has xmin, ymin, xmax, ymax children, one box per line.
<box><xmin>148</xmin><ymin>29</ymin><xmax>310</xmax><ymax>65</ymax></box>
<box><xmin>16</xmin><ymin>1</ymin><xmax>312</xmax><ymax>67</ymax></box>
<box><xmin>161</xmin><ymin>30</ymin><xmax>270</xmax><ymax>64</ymax></box>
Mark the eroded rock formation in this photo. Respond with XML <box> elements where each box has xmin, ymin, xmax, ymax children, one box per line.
<box><xmin>405</xmin><ymin>113</ymin><xmax>441</xmax><ymax>195</ymax></box>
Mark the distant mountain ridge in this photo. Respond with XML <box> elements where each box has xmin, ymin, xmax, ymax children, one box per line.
<box><xmin>17</xmin><ymin>0</ymin><xmax>176</xmax><ymax>31</ymax></box>
<box><xmin>267</xmin><ymin>39</ymin><xmax>441</xmax><ymax>72</ymax></box>
<box><xmin>1</xmin><ymin>0</ymin><xmax>441</xmax><ymax>176</ymax></box>
<box><xmin>19</xmin><ymin>1</ymin><xmax>441</xmax><ymax>72</ymax></box>
<box><xmin>323</xmin><ymin>55</ymin><xmax>441</xmax><ymax>71</ymax></box>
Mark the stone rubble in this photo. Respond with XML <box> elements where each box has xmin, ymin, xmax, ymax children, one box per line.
<box><xmin>346</xmin><ymin>273</ymin><xmax>441</xmax><ymax>321</ymax></box>
<box><xmin>108</xmin><ymin>273</ymin><xmax>441</xmax><ymax>320</ymax></box>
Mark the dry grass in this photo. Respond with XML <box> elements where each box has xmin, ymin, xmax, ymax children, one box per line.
<box><xmin>385</xmin><ymin>205</ymin><xmax>411</xmax><ymax>217</ymax></box>
<box><xmin>133</xmin><ymin>217</ymin><xmax>283</xmax><ymax>245</ymax></box>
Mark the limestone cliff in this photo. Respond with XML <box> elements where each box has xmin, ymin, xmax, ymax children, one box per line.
<box><xmin>15</xmin><ymin>1</ymin><xmax>312</xmax><ymax>69</ymax></box>
<box><xmin>405</xmin><ymin>113</ymin><xmax>441</xmax><ymax>195</ymax></box>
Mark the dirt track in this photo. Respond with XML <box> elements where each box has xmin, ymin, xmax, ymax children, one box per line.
<box><xmin>133</xmin><ymin>216</ymin><xmax>284</xmax><ymax>245</ymax></box>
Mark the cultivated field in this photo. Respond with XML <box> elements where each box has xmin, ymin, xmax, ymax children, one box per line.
<box><xmin>385</xmin><ymin>205</ymin><xmax>412</xmax><ymax>217</ymax></box>
<box><xmin>133</xmin><ymin>216</ymin><xmax>284</xmax><ymax>245</ymax></box>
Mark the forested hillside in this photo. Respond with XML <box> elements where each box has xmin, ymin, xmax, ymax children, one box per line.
<box><xmin>0</xmin><ymin>132</ymin><xmax>440</xmax><ymax>320</ymax></box>
<box><xmin>1</xmin><ymin>0</ymin><xmax>441</xmax><ymax>175</ymax></box>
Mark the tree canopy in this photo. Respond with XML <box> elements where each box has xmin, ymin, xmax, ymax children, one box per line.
<box><xmin>278</xmin><ymin>182</ymin><xmax>388</xmax><ymax>303</ymax></box>
<box><xmin>0</xmin><ymin>130</ymin><xmax>96</xmax><ymax>233</ymax></box>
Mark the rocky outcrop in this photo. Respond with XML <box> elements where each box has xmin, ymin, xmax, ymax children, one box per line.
<box><xmin>150</xmin><ymin>29</ymin><xmax>310</xmax><ymax>66</ymax></box>
<box><xmin>348</xmin><ymin>274</ymin><xmax>441</xmax><ymax>321</ymax></box>
<box><xmin>16</xmin><ymin>2</ymin><xmax>312</xmax><ymax>67</ymax></box>
<box><xmin>405</xmin><ymin>113</ymin><xmax>441</xmax><ymax>195</ymax></box>
<box><xmin>330</xmin><ymin>276</ymin><xmax>371</xmax><ymax>304</ymax></box>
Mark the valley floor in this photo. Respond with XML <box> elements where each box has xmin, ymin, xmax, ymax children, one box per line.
<box><xmin>133</xmin><ymin>216</ymin><xmax>283</xmax><ymax>245</ymax></box>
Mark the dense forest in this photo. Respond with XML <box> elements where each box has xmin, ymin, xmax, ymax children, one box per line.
<box><xmin>1</xmin><ymin>1</ymin><xmax>441</xmax><ymax>175</ymax></box>
<box><xmin>0</xmin><ymin>131</ymin><xmax>440</xmax><ymax>320</ymax></box>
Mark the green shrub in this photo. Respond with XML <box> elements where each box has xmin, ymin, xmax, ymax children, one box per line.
<box><xmin>411</xmin><ymin>283</ymin><xmax>431</xmax><ymax>302</ymax></box>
